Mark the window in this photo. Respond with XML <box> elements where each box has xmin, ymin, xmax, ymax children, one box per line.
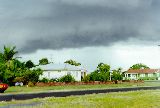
<box><xmin>153</xmin><ymin>73</ymin><xmax>156</xmax><ymax>77</ymax></box>
<box><xmin>128</xmin><ymin>74</ymin><xmax>131</xmax><ymax>77</ymax></box>
<box><xmin>145</xmin><ymin>73</ymin><xmax>148</xmax><ymax>77</ymax></box>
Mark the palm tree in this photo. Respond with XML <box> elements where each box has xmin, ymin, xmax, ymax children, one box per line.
<box><xmin>3</xmin><ymin>46</ymin><xmax>18</xmax><ymax>61</ymax></box>
<box><xmin>0</xmin><ymin>46</ymin><xmax>18</xmax><ymax>83</ymax></box>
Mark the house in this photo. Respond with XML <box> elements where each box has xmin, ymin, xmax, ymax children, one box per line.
<box><xmin>124</xmin><ymin>69</ymin><xmax>160</xmax><ymax>80</ymax></box>
<box><xmin>38</xmin><ymin>64</ymin><xmax>87</xmax><ymax>81</ymax></box>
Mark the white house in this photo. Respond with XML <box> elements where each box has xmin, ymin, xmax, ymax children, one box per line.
<box><xmin>124</xmin><ymin>69</ymin><xmax>160</xmax><ymax>80</ymax></box>
<box><xmin>38</xmin><ymin>64</ymin><xmax>87</xmax><ymax>81</ymax></box>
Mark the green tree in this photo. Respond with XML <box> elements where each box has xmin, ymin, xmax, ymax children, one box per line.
<box><xmin>0</xmin><ymin>53</ymin><xmax>6</xmax><ymax>81</ymax></box>
<box><xmin>97</xmin><ymin>63</ymin><xmax>110</xmax><ymax>73</ymax></box>
<box><xmin>25</xmin><ymin>60</ymin><xmax>35</xmax><ymax>68</ymax></box>
<box><xmin>39</xmin><ymin>58</ymin><xmax>49</xmax><ymax>65</ymax></box>
<box><xmin>23</xmin><ymin>68</ymin><xmax>43</xmax><ymax>84</ymax></box>
<box><xmin>130</xmin><ymin>63</ymin><xmax>149</xmax><ymax>70</ymax></box>
<box><xmin>3</xmin><ymin>46</ymin><xmax>18</xmax><ymax>61</ymax></box>
<box><xmin>0</xmin><ymin>46</ymin><xmax>18</xmax><ymax>83</ymax></box>
<box><xmin>112</xmin><ymin>68</ymin><xmax>123</xmax><ymax>81</ymax></box>
<box><xmin>64</xmin><ymin>59</ymin><xmax>81</xmax><ymax>66</ymax></box>
<box><xmin>89</xmin><ymin>63</ymin><xmax>110</xmax><ymax>81</ymax></box>
<box><xmin>59</xmin><ymin>74</ymin><xmax>75</xmax><ymax>83</ymax></box>
<box><xmin>0</xmin><ymin>46</ymin><xmax>43</xmax><ymax>85</ymax></box>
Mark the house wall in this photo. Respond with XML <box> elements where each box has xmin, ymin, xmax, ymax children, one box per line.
<box><xmin>148</xmin><ymin>74</ymin><xmax>153</xmax><ymax>77</ymax></box>
<box><xmin>124</xmin><ymin>72</ymin><xmax>160</xmax><ymax>80</ymax></box>
<box><xmin>139</xmin><ymin>74</ymin><xmax>145</xmax><ymax>77</ymax></box>
<box><xmin>157</xmin><ymin>73</ymin><xmax>160</xmax><ymax>77</ymax></box>
<box><xmin>40</xmin><ymin>70</ymin><xmax>82</xmax><ymax>81</ymax></box>
<box><xmin>124</xmin><ymin>73</ymin><xmax>137</xmax><ymax>80</ymax></box>
<box><xmin>139</xmin><ymin>73</ymin><xmax>157</xmax><ymax>77</ymax></box>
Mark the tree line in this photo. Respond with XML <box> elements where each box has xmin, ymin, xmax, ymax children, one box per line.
<box><xmin>0</xmin><ymin>46</ymin><xmax>49</xmax><ymax>85</ymax></box>
<box><xmin>0</xmin><ymin>46</ymin><xmax>150</xmax><ymax>85</ymax></box>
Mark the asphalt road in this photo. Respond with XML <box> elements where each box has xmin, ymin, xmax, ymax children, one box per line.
<box><xmin>0</xmin><ymin>86</ymin><xmax>160</xmax><ymax>101</ymax></box>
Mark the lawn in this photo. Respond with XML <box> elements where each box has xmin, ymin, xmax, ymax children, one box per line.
<box><xmin>3</xmin><ymin>81</ymin><xmax>160</xmax><ymax>94</ymax></box>
<box><xmin>0</xmin><ymin>90</ymin><xmax>160</xmax><ymax>108</ymax></box>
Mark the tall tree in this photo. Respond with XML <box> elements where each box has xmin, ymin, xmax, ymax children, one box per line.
<box><xmin>129</xmin><ymin>63</ymin><xmax>149</xmax><ymax>70</ymax></box>
<box><xmin>0</xmin><ymin>46</ymin><xmax>18</xmax><ymax>83</ymax></box>
<box><xmin>96</xmin><ymin>63</ymin><xmax>110</xmax><ymax>73</ymax></box>
<box><xmin>89</xmin><ymin>63</ymin><xmax>110</xmax><ymax>81</ymax></box>
<box><xmin>3</xmin><ymin>46</ymin><xmax>18</xmax><ymax>61</ymax></box>
<box><xmin>0</xmin><ymin>46</ymin><xmax>43</xmax><ymax>85</ymax></box>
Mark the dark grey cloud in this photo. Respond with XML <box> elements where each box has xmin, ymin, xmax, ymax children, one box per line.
<box><xmin>0</xmin><ymin>0</ymin><xmax>160</xmax><ymax>53</ymax></box>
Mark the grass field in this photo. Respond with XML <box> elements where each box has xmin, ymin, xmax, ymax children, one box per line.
<box><xmin>3</xmin><ymin>81</ymin><xmax>160</xmax><ymax>94</ymax></box>
<box><xmin>0</xmin><ymin>90</ymin><xmax>160</xmax><ymax>108</ymax></box>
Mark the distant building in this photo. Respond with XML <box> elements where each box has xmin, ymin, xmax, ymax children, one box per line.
<box><xmin>124</xmin><ymin>69</ymin><xmax>160</xmax><ymax>80</ymax></box>
<box><xmin>38</xmin><ymin>64</ymin><xmax>87</xmax><ymax>81</ymax></box>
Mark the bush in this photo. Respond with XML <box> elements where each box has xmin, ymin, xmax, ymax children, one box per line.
<box><xmin>59</xmin><ymin>75</ymin><xmax>75</xmax><ymax>83</ymax></box>
<box><xmin>112</xmin><ymin>72</ymin><xmax>123</xmax><ymax>81</ymax></box>
<box><xmin>89</xmin><ymin>71</ymin><xmax>110</xmax><ymax>81</ymax></box>
<box><xmin>82</xmin><ymin>75</ymin><xmax>90</xmax><ymax>82</ymax></box>
<box><xmin>98</xmin><ymin>72</ymin><xmax>110</xmax><ymax>81</ymax></box>
<box><xmin>111</xmin><ymin>68</ymin><xmax>123</xmax><ymax>81</ymax></box>
<box><xmin>138</xmin><ymin>77</ymin><xmax>158</xmax><ymax>80</ymax></box>
<box><xmin>89</xmin><ymin>72</ymin><xmax>97</xmax><ymax>81</ymax></box>
<box><xmin>39</xmin><ymin>78</ymin><xmax>49</xmax><ymax>83</ymax></box>
<box><xmin>13</xmin><ymin>77</ymin><xmax>25</xmax><ymax>83</ymax></box>
<box><xmin>28</xmin><ymin>81</ymin><xmax>34</xmax><ymax>87</ymax></box>
<box><xmin>49</xmin><ymin>78</ymin><xmax>60</xmax><ymax>82</ymax></box>
<box><xmin>23</xmin><ymin>68</ymin><xmax>43</xmax><ymax>84</ymax></box>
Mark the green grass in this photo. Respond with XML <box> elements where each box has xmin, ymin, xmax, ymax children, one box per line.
<box><xmin>0</xmin><ymin>90</ymin><xmax>160</xmax><ymax>108</ymax></box>
<box><xmin>3</xmin><ymin>81</ymin><xmax>160</xmax><ymax>94</ymax></box>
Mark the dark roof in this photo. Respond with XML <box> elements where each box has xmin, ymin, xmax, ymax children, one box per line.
<box><xmin>127</xmin><ymin>69</ymin><xmax>160</xmax><ymax>74</ymax></box>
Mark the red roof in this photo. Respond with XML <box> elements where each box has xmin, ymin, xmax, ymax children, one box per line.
<box><xmin>127</xmin><ymin>69</ymin><xmax>160</xmax><ymax>74</ymax></box>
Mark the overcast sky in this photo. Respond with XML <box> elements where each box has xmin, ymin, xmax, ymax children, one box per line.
<box><xmin>1</xmin><ymin>0</ymin><xmax>160</xmax><ymax>71</ymax></box>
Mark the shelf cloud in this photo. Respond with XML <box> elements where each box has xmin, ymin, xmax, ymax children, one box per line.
<box><xmin>0</xmin><ymin>0</ymin><xmax>160</xmax><ymax>53</ymax></box>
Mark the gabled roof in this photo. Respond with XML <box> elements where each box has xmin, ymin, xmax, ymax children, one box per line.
<box><xmin>127</xmin><ymin>69</ymin><xmax>160</xmax><ymax>74</ymax></box>
<box><xmin>37</xmin><ymin>63</ymin><xmax>87</xmax><ymax>71</ymax></box>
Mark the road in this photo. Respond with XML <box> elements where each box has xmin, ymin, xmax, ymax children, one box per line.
<box><xmin>0</xmin><ymin>86</ymin><xmax>160</xmax><ymax>101</ymax></box>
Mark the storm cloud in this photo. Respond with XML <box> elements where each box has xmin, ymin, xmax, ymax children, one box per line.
<box><xmin>0</xmin><ymin>0</ymin><xmax>160</xmax><ymax>53</ymax></box>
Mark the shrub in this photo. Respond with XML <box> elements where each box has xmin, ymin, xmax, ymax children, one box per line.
<box><xmin>111</xmin><ymin>68</ymin><xmax>123</xmax><ymax>81</ymax></box>
<box><xmin>89</xmin><ymin>72</ymin><xmax>97</xmax><ymax>81</ymax></box>
<box><xmin>23</xmin><ymin>68</ymin><xmax>43</xmax><ymax>84</ymax></box>
<box><xmin>138</xmin><ymin>77</ymin><xmax>158</xmax><ymax>80</ymax></box>
<box><xmin>28</xmin><ymin>81</ymin><xmax>34</xmax><ymax>87</ymax></box>
<box><xmin>49</xmin><ymin>78</ymin><xmax>60</xmax><ymax>82</ymax></box>
<box><xmin>98</xmin><ymin>72</ymin><xmax>110</xmax><ymax>81</ymax></box>
<box><xmin>59</xmin><ymin>75</ymin><xmax>75</xmax><ymax>83</ymax></box>
<box><xmin>82</xmin><ymin>75</ymin><xmax>90</xmax><ymax>82</ymax></box>
<box><xmin>39</xmin><ymin>78</ymin><xmax>49</xmax><ymax>83</ymax></box>
<box><xmin>89</xmin><ymin>71</ymin><xmax>110</xmax><ymax>81</ymax></box>
<box><xmin>112</xmin><ymin>72</ymin><xmax>123</xmax><ymax>81</ymax></box>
